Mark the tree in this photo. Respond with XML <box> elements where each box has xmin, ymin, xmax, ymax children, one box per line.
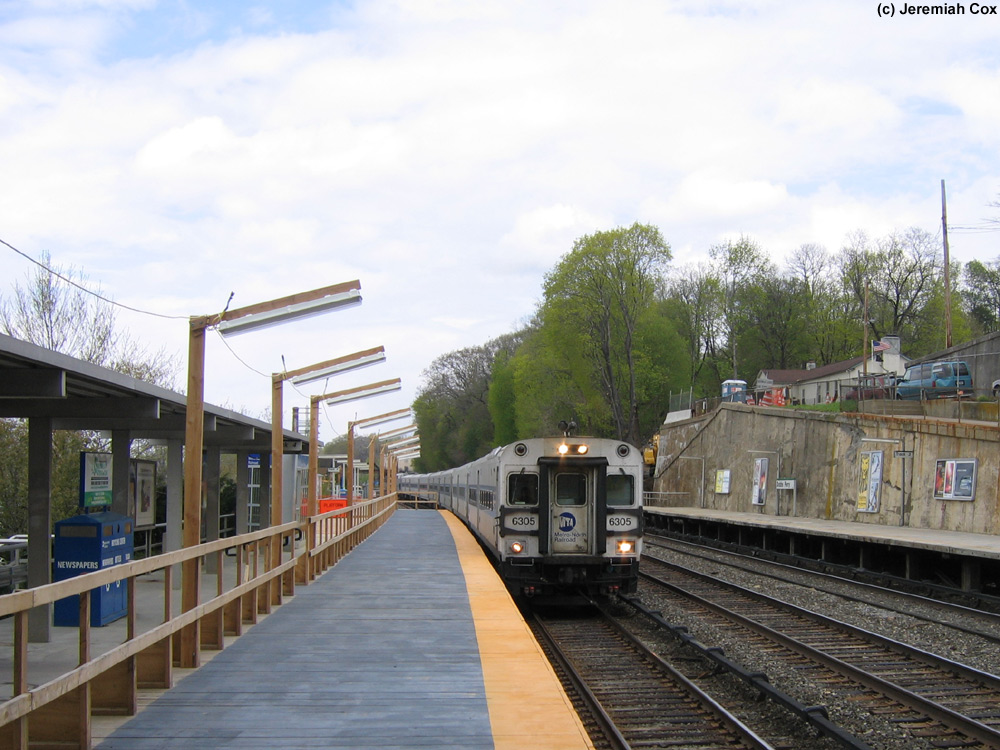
<box><xmin>413</xmin><ymin>333</ymin><xmax>522</xmax><ymax>471</ymax></box>
<box><xmin>963</xmin><ymin>257</ymin><xmax>1000</xmax><ymax>334</ymax></box>
<box><xmin>541</xmin><ymin>223</ymin><xmax>671</xmax><ymax>444</ymax></box>
<box><xmin>0</xmin><ymin>254</ymin><xmax>181</xmax><ymax>534</ymax></box>
<box><xmin>0</xmin><ymin>252</ymin><xmax>179</xmax><ymax>387</ymax></box>
<box><xmin>786</xmin><ymin>244</ymin><xmax>857</xmax><ymax>366</ymax></box>
<box><xmin>487</xmin><ymin>350</ymin><xmax>518</xmax><ymax>446</ymax></box>
<box><xmin>709</xmin><ymin>236</ymin><xmax>771</xmax><ymax>379</ymax></box>
<box><xmin>839</xmin><ymin>228</ymin><xmax>940</xmax><ymax>349</ymax></box>
<box><xmin>741</xmin><ymin>274</ymin><xmax>811</xmax><ymax>371</ymax></box>
<box><xmin>663</xmin><ymin>264</ymin><xmax>725</xmax><ymax>392</ymax></box>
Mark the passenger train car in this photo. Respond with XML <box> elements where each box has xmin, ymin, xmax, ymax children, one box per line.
<box><xmin>398</xmin><ymin>436</ymin><xmax>643</xmax><ymax>597</ymax></box>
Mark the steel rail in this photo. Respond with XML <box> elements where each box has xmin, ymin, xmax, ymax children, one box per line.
<box><xmin>527</xmin><ymin>610</ymin><xmax>630</xmax><ymax>750</ymax></box>
<box><xmin>620</xmin><ymin>594</ymin><xmax>874</xmax><ymax>750</ymax></box>
<box><xmin>641</xmin><ymin>562</ymin><xmax>1000</xmax><ymax>748</ymax></box>
<box><xmin>532</xmin><ymin>606</ymin><xmax>776</xmax><ymax>750</ymax></box>
<box><xmin>645</xmin><ymin>534</ymin><xmax>1000</xmax><ymax>644</ymax></box>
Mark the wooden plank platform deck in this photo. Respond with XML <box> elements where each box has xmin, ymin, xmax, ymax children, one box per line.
<box><xmin>97</xmin><ymin>510</ymin><xmax>494</xmax><ymax>749</ymax></box>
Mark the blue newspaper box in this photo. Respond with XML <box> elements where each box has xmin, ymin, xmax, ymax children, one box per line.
<box><xmin>53</xmin><ymin>512</ymin><xmax>133</xmax><ymax>627</ymax></box>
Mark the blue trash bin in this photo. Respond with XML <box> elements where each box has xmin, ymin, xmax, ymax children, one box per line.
<box><xmin>53</xmin><ymin>512</ymin><xmax>133</xmax><ymax>627</ymax></box>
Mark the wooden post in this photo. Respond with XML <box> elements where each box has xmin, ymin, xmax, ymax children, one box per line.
<box><xmin>270</xmin><ymin>374</ymin><xmax>284</xmax><ymax>605</ymax></box>
<box><xmin>368</xmin><ymin>434</ymin><xmax>377</xmax><ymax>499</ymax></box>
<box><xmin>379</xmin><ymin>446</ymin><xmax>387</xmax><ymax>499</ymax></box>
<box><xmin>271</xmin><ymin>374</ymin><xmax>284</xmax><ymax>528</ymax></box>
<box><xmin>180</xmin><ymin>318</ymin><xmax>207</xmax><ymax>668</ymax></box>
<box><xmin>308</xmin><ymin>397</ymin><xmax>319</xmax><ymax>516</ymax></box>
<box><xmin>941</xmin><ymin>179</ymin><xmax>953</xmax><ymax>349</ymax></box>
<box><xmin>346</xmin><ymin>421</ymin><xmax>355</xmax><ymax>503</ymax></box>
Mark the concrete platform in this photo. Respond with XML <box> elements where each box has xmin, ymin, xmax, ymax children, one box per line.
<box><xmin>645</xmin><ymin>506</ymin><xmax>1000</xmax><ymax>561</ymax></box>
<box><xmin>95</xmin><ymin>510</ymin><xmax>593</xmax><ymax>750</ymax></box>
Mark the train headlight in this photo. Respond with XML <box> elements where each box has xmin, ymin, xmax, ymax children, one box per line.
<box><xmin>510</xmin><ymin>541</ymin><xmax>525</xmax><ymax>554</ymax></box>
<box><xmin>616</xmin><ymin>539</ymin><xmax>634</xmax><ymax>555</ymax></box>
<box><xmin>576</xmin><ymin>444</ymin><xmax>588</xmax><ymax>454</ymax></box>
<box><xmin>557</xmin><ymin>443</ymin><xmax>569</xmax><ymax>455</ymax></box>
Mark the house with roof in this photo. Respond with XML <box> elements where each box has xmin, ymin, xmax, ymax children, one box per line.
<box><xmin>754</xmin><ymin>336</ymin><xmax>909</xmax><ymax>405</ymax></box>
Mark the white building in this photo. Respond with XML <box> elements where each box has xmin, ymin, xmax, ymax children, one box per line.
<box><xmin>754</xmin><ymin>336</ymin><xmax>908</xmax><ymax>405</ymax></box>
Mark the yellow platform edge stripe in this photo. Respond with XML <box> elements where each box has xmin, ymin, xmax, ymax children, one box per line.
<box><xmin>441</xmin><ymin>510</ymin><xmax>595</xmax><ymax>750</ymax></box>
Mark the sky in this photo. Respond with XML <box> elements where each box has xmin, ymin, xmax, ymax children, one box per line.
<box><xmin>1</xmin><ymin>0</ymin><xmax>999</xmax><ymax>447</ymax></box>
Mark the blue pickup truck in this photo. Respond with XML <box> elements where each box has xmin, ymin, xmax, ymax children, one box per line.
<box><xmin>895</xmin><ymin>360</ymin><xmax>973</xmax><ymax>400</ymax></box>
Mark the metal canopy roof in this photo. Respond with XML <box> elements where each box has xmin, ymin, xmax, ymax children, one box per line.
<box><xmin>0</xmin><ymin>332</ymin><xmax>307</xmax><ymax>452</ymax></box>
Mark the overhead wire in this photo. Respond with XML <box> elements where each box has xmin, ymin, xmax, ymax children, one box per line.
<box><xmin>1</xmin><ymin>237</ymin><xmax>189</xmax><ymax>320</ymax></box>
<box><xmin>2</xmin><ymin>238</ymin><xmax>366</xmax><ymax>438</ymax></box>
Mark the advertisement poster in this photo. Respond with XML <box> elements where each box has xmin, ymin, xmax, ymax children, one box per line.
<box><xmin>134</xmin><ymin>460</ymin><xmax>157</xmax><ymax>527</ymax></box>
<box><xmin>857</xmin><ymin>450</ymin><xmax>883</xmax><ymax>513</ymax></box>
<box><xmin>751</xmin><ymin>458</ymin><xmax>767</xmax><ymax>506</ymax></box>
<box><xmin>715</xmin><ymin>469</ymin><xmax>731</xmax><ymax>494</ymax></box>
<box><xmin>934</xmin><ymin>459</ymin><xmax>977</xmax><ymax>501</ymax></box>
<box><xmin>80</xmin><ymin>452</ymin><xmax>113</xmax><ymax>509</ymax></box>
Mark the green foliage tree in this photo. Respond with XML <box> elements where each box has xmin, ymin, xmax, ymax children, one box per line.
<box><xmin>663</xmin><ymin>264</ymin><xmax>725</xmax><ymax>392</ymax></box>
<box><xmin>709</xmin><ymin>236</ymin><xmax>770</xmax><ymax>379</ymax></box>
<box><xmin>0</xmin><ymin>421</ymin><xmax>28</xmax><ymax>536</ymax></box>
<box><xmin>411</xmin><ymin>221</ymin><xmax>979</xmax><ymax>471</ymax></box>
<box><xmin>963</xmin><ymin>257</ymin><xmax>1000</xmax><ymax>335</ymax></box>
<box><xmin>540</xmin><ymin>223</ymin><xmax>671</xmax><ymax>444</ymax></box>
<box><xmin>740</xmin><ymin>274</ymin><xmax>811</xmax><ymax>373</ymax></box>
<box><xmin>487</xmin><ymin>350</ymin><xmax>518</xmax><ymax>446</ymax></box>
<box><xmin>413</xmin><ymin>333</ymin><xmax>521</xmax><ymax>471</ymax></box>
<box><xmin>786</xmin><ymin>244</ymin><xmax>857</xmax><ymax>366</ymax></box>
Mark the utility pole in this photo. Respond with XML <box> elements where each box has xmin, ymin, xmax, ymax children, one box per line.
<box><xmin>941</xmin><ymin>179</ymin><xmax>953</xmax><ymax>349</ymax></box>
<box><xmin>863</xmin><ymin>279</ymin><xmax>869</xmax><ymax>376</ymax></box>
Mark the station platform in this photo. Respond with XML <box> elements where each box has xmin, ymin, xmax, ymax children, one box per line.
<box><xmin>645</xmin><ymin>506</ymin><xmax>1000</xmax><ymax>561</ymax></box>
<box><xmin>96</xmin><ymin>509</ymin><xmax>593</xmax><ymax>750</ymax></box>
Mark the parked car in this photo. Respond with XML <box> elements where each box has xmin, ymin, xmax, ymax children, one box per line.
<box><xmin>895</xmin><ymin>360</ymin><xmax>972</xmax><ymax>400</ymax></box>
<box><xmin>844</xmin><ymin>374</ymin><xmax>894</xmax><ymax>400</ymax></box>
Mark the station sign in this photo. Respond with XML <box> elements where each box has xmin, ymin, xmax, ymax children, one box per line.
<box><xmin>894</xmin><ymin>450</ymin><xmax>914</xmax><ymax>459</ymax></box>
<box><xmin>775</xmin><ymin>478</ymin><xmax>796</xmax><ymax>490</ymax></box>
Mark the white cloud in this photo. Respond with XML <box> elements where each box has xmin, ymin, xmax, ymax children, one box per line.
<box><xmin>2</xmin><ymin>0</ymin><xmax>999</xmax><ymax>439</ymax></box>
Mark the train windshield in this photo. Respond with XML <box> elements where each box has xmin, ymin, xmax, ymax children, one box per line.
<box><xmin>555</xmin><ymin>473</ymin><xmax>586</xmax><ymax>506</ymax></box>
<box><xmin>507</xmin><ymin>473</ymin><xmax>538</xmax><ymax>506</ymax></box>
<box><xmin>606</xmin><ymin>474</ymin><xmax>634</xmax><ymax>506</ymax></box>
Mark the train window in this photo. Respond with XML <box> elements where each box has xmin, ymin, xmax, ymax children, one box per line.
<box><xmin>555</xmin><ymin>473</ymin><xmax>586</xmax><ymax>506</ymax></box>
<box><xmin>508</xmin><ymin>474</ymin><xmax>538</xmax><ymax>506</ymax></box>
<box><xmin>606</xmin><ymin>474</ymin><xmax>634</xmax><ymax>506</ymax></box>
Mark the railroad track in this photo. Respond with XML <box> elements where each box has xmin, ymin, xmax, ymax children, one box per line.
<box><xmin>527</xmin><ymin>605</ymin><xmax>776</xmax><ymax>750</ymax></box>
<box><xmin>646</xmin><ymin>534</ymin><xmax>1000</xmax><ymax>645</ymax></box>
<box><xmin>641</xmin><ymin>555</ymin><xmax>1000</xmax><ymax>748</ymax></box>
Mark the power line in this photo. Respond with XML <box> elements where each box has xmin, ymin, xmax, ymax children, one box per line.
<box><xmin>0</xmin><ymin>237</ymin><xmax>188</xmax><ymax>320</ymax></box>
<box><xmin>950</xmin><ymin>224</ymin><xmax>1000</xmax><ymax>234</ymax></box>
<box><xmin>213</xmin><ymin>328</ymin><xmax>270</xmax><ymax>378</ymax></box>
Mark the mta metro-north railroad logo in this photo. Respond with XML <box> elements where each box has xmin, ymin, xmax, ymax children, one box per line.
<box><xmin>558</xmin><ymin>512</ymin><xmax>576</xmax><ymax>532</ymax></box>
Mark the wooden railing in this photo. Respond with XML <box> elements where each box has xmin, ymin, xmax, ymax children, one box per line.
<box><xmin>0</xmin><ymin>493</ymin><xmax>401</xmax><ymax>750</ymax></box>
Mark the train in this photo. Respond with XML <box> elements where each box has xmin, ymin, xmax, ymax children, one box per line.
<box><xmin>398</xmin><ymin>433</ymin><xmax>644</xmax><ymax>598</ymax></box>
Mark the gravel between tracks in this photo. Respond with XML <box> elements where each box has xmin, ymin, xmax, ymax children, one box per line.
<box><xmin>633</xmin><ymin>543</ymin><xmax>1000</xmax><ymax>750</ymax></box>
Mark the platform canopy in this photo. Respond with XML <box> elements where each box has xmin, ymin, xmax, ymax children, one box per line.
<box><xmin>0</xmin><ymin>332</ymin><xmax>307</xmax><ymax>452</ymax></box>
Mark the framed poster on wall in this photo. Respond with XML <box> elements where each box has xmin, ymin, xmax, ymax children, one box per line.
<box><xmin>80</xmin><ymin>452</ymin><xmax>112</xmax><ymax>509</ymax></box>
<box><xmin>133</xmin><ymin>459</ymin><xmax>157</xmax><ymax>527</ymax></box>
<box><xmin>715</xmin><ymin>469</ymin><xmax>731</xmax><ymax>494</ymax></box>
<box><xmin>751</xmin><ymin>458</ymin><xmax>767</xmax><ymax>506</ymax></box>
<box><xmin>934</xmin><ymin>459</ymin><xmax>977</xmax><ymax>501</ymax></box>
<box><xmin>857</xmin><ymin>450</ymin><xmax>883</xmax><ymax>513</ymax></box>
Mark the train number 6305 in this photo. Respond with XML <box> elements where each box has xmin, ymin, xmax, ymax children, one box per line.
<box><xmin>508</xmin><ymin>515</ymin><xmax>537</xmax><ymax>528</ymax></box>
<box><xmin>607</xmin><ymin>515</ymin><xmax>636</xmax><ymax>529</ymax></box>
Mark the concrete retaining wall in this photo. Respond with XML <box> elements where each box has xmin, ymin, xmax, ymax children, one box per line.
<box><xmin>652</xmin><ymin>403</ymin><xmax>1000</xmax><ymax>535</ymax></box>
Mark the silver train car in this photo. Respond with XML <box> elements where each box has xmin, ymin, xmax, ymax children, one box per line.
<box><xmin>398</xmin><ymin>436</ymin><xmax>643</xmax><ymax>597</ymax></box>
